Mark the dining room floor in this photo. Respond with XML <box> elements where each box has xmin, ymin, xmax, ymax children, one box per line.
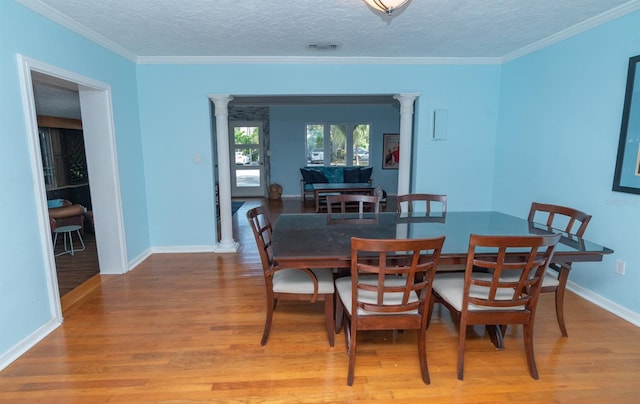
<box><xmin>5</xmin><ymin>196</ymin><xmax>638</xmax><ymax>402</ymax></box>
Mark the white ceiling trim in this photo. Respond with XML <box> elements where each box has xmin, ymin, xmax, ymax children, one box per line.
<box><xmin>136</xmin><ymin>55</ymin><xmax>502</xmax><ymax>65</ymax></box>
<box><xmin>17</xmin><ymin>0</ymin><xmax>640</xmax><ymax>66</ymax></box>
<box><xmin>502</xmin><ymin>0</ymin><xmax>640</xmax><ymax>62</ymax></box>
<box><xmin>17</xmin><ymin>0</ymin><xmax>137</xmax><ymax>62</ymax></box>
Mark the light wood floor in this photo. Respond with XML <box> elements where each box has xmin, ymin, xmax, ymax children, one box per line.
<box><xmin>1</xmin><ymin>198</ymin><xmax>639</xmax><ymax>402</ymax></box>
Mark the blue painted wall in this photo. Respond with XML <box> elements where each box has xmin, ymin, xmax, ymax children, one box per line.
<box><xmin>3</xmin><ymin>0</ymin><xmax>640</xmax><ymax>369</ymax></box>
<box><xmin>0</xmin><ymin>2</ymin><xmax>148</xmax><ymax>356</ymax></box>
<box><xmin>411</xmin><ymin>65</ymin><xmax>501</xmax><ymax>209</ymax></box>
<box><xmin>494</xmin><ymin>11</ymin><xmax>640</xmax><ymax>311</ymax></box>
<box><xmin>269</xmin><ymin>104</ymin><xmax>400</xmax><ymax>196</ymax></box>
<box><xmin>136</xmin><ymin>63</ymin><xmax>500</xmax><ymax>247</ymax></box>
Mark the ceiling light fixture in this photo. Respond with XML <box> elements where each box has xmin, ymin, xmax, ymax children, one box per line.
<box><xmin>362</xmin><ymin>0</ymin><xmax>410</xmax><ymax>16</ymax></box>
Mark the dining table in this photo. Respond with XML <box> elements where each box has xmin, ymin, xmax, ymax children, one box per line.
<box><xmin>271</xmin><ymin>211</ymin><xmax>614</xmax><ymax>270</ymax></box>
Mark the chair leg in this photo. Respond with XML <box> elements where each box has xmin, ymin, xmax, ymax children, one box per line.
<box><xmin>347</xmin><ymin>321</ymin><xmax>357</xmax><ymax>386</ymax></box>
<box><xmin>76</xmin><ymin>229</ymin><xmax>85</xmax><ymax>250</ymax></box>
<box><xmin>335</xmin><ymin>296</ymin><xmax>344</xmax><ymax>333</ymax></box>
<box><xmin>555</xmin><ymin>267</ymin><xmax>570</xmax><ymax>337</ymax></box>
<box><xmin>457</xmin><ymin>320</ymin><xmax>468</xmax><ymax>380</ymax></box>
<box><xmin>261</xmin><ymin>296</ymin><xmax>275</xmax><ymax>346</ymax></box>
<box><xmin>523</xmin><ymin>323</ymin><xmax>539</xmax><ymax>380</ymax></box>
<box><xmin>427</xmin><ymin>294</ymin><xmax>436</xmax><ymax>328</ymax></box>
<box><xmin>417</xmin><ymin>323</ymin><xmax>430</xmax><ymax>384</ymax></box>
<box><xmin>324</xmin><ymin>296</ymin><xmax>335</xmax><ymax>347</ymax></box>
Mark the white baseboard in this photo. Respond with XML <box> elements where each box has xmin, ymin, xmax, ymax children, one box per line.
<box><xmin>567</xmin><ymin>280</ymin><xmax>640</xmax><ymax>327</ymax></box>
<box><xmin>150</xmin><ymin>245</ymin><xmax>216</xmax><ymax>254</ymax></box>
<box><xmin>127</xmin><ymin>247</ymin><xmax>152</xmax><ymax>272</ymax></box>
<box><xmin>0</xmin><ymin>317</ymin><xmax>61</xmax><ymax>371</ymax></box>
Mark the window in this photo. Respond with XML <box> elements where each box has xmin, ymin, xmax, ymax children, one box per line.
<box><xmin>233</xmin><ymin>125</ymin><xmax>260</xmax><ymax>166</ymax></box>
<box><xmin>39</xmin><ymin>127</ymin><xmax>88</xmax><ymax>190</ymax></box>
<box><xmin>352</xmin><ymin>124</ymin><xmax>370</xmax><ymax>167</ymax></box>
<box><xmin>306</xmin><ymin>123</ymin><xmax>370</xmax><ymax>167</ymax></box>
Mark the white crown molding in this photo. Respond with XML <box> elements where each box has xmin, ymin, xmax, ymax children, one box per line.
<box><xmin>17</xmin><ymin>0</ymin><xmax>640</xmax><ymax>66</ymax></box>
<box><xmin>502</xmin><ymin>0</ymin><xmax>640</xmax><ymax>63</ymax></box>
<box><xmin>136</xmin><ymin>55</ymin><xmax>501</xmax><ymax>65</ymax></box>
<box><xmin>16</xmin><ymin>0</ymin><xmax>137</xmax><ymax>62</ymax></box>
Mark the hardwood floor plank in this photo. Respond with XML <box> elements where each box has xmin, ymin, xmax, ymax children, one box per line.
<box><xmin>55</xmin><ymin>230</ymin><xmax>99</xmax><ymax>298</ymax></box>
<box><xmin>1</xmin><ymin>197</ymin><xmax>639</xmax><ymax>402</ymax></box>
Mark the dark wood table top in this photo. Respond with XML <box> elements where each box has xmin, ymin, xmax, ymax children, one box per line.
<box><xmin>271</xmin><ymin>211</ymin><xmax>613</xmax><ymax>268</ymax></box>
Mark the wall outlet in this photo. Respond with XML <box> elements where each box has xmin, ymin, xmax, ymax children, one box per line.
<box><xmin>615</xmin><ymin>259</ymin><xmax>626</xmax><ymax>276</ymax></box>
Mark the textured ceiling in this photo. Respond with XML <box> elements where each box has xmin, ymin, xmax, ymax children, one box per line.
<box><xmin>24</xmin><ymin>0</ymin><xmax>640</xmax><ymax>120</ymax></box>
<box><xmin>20</xmin><ymin>0</ymin><xmax>640</xmax><ymax>60</ymax></box>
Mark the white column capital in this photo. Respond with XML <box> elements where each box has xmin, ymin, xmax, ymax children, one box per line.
<box><xmin>393</xmin><ymin>93</ymin><xmax>419</xmax><ymax>113</ymax></box>
<box><xmin>209</xmin><ymin>94</ymin><xmax>234</xmax><ymax>115</ymax></box>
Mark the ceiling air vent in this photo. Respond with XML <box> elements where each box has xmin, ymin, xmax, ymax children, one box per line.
<box><xmin>307</xmin><ymin>43</ymin><xmax>338</xmax><ymax>51</ymax></box>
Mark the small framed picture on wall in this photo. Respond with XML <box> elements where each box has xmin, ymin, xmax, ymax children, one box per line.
<box><xmin>382</xmin><ymin>133</ymin><xmax>399</xmax><ymax>169</ymax></box>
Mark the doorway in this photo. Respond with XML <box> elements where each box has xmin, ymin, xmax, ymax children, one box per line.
<box><xmin>19</xmin><ymin>55</ymin><xmax>128</xmax><ymax>318</ymax></box>
<box><xmin>229</xmin><ymin>121</ymin><xmax>266</xmax><ymax>197</ymax></box>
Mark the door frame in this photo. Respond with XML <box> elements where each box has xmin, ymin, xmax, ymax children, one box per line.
<box><xmin>229</xmin><ymin>120</ymin><xmax>266</xmax><ymax>197</ymax></box>
<box><xmin>18</xmin><ymin>55</ymin><xmax>129</xmax><ymax>320</ymax></box>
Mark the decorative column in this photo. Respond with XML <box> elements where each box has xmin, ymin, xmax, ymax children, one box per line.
<box><xmin>393</xmin><ymin>93</ymin><xmax>419</xmax><ymax>196</ymax></box>
<box><xmin>210</xmin><ymin>94</ymin><xmax>239</xmax><ymax>253</ymax></box>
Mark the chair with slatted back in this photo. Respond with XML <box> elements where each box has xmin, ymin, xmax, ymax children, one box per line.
<box><xmin>528</xmin><ymin>202</ymin><xmax>592</xmax><ymax>337</ymax></box>
<box><xmin>246</xmin><ymin>205</ymin><xmax>335</xmax><ymax>346</ymax></box>
<box><xmin>396</xmin><ymin>193</ymin><xmax>447</xmax><ymax>214</ymax></box>
<box><xmin>431</xmin><ymin>233</ymin><xmax>561</xmax><ymax>380</ymax></box>
<box><xmin>335</xmin><ymin>236</ymin><xmax>445</xmax><ymax>385</ymax></box>
<box><xmin>326</xmin><ymin>194</ymin><xmax>379</xmax><ymax>218</ymax></box>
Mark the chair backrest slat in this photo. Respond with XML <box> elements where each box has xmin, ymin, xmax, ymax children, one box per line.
<box><xmin>528</xmin><ymin>202</ymin><xmax>591</xmax><ymax>237</ymax></box>
<box><xmin>326</xmin><ymin>194</ymin><xmax>380</xmax><ymax>218</ymax></box>
<box><xmin>463</xmin><ymin>233</ymin><xmax>561</xmax><ymax>311</ymax></box>
<box><xmin>350</xmin><ymin>236</ymin><xmax>445</xmax><ymax>314</ymax></box>
<box><xmin>397</xmin><ymin>193</ymin><xmax>447</xmax><ymax>214</ymax></box>
<box><xmin>246</xmin><ymin>206</ymin><xmax>274</xmax><ymax>272</ymax></box>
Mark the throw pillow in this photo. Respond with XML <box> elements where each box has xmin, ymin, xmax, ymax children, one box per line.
<box><xmin>323</xmin><ymin>167</ymin><xmax>343</xmax><ymax>183</ymax></box>
<box><xmin>300</xmin><ymin>168</ymin><xmax>315</xmax><ymax>184</ymax></box>
<box><xmin>310</xmin><ymin>169</ymin><xmax>329</xmax><ymax>183</ymax></box>
<box><xmin>47</xmin><ymin>199</ymin><xmax>64</xmax><ymax>208</ymax></box>
<box><xmin>359</xmin><ymin>167</ymin><xmax>373</xmax><ymax>183</ymax></box>
<box><xmin>343</xmin><ymin>167</ymin><xmax>361</xmax><ymax>183</ymax></box>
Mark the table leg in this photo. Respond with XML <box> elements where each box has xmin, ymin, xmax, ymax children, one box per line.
<box><xmin>486</xmin><ymin>325</ymin><xmax>505</xmax><ymax>350</ymax></box>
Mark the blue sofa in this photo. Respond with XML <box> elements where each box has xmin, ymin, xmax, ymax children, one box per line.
<box><xmin>300</xmin><ymin>166</ymin><xmax>373</xmax><ymax>200</ymax></box>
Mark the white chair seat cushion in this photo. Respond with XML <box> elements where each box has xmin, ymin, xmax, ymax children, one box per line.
<box><xmin>335</xmin><ymin>275</ymin><xmax>419</xmax><ymax>316</ymax></box>
<box><xmin>432</xmin><ymin>273</ymin><xmax>524</xmax><ymax>312</ymax></box>
<box><xmin>542</xmin><ymin>273</ymin><xmax>560</xmax><ymax>287</ymax></box>
<box><xmin>490</xmin><ymin>270</ymin><xmax>560</xmax><ymax>288</ymax></box>
<box><xmin>272</xmin><ymin>268</ymin><xmax>335</xmax><ymax>294</ymax></box>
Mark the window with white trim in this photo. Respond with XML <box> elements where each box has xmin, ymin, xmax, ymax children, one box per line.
<box><xmin>305</xmin><ymin>123</ymin><xmax>370</xmax><ymax>167</ymax></box>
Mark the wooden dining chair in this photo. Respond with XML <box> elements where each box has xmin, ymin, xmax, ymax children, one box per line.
<box><xmin>396</xmin><ymin>193</ymin><xmax>447</xmax><ymax>214</ymax></box>
<box><xmin>335</xmin><ymin>236</ymin><xmax>445</xmax><ymax>385</ymax></box>
<box><xmin>528</xmin><ymin>202</ymin><xmax>592</xmax><ymax>337</ymax></box>
<box><xmin>246</xmin><ymin>206</ymin><xmax>335</xmax><ymax>346</ymax></box>
<box><xmin>431</xmin><ymin>233</ymin><xmax>561</xmax><ymax>380</ymax></box>
<box><xmin>326</xmin><ymin>194</ymin><xmax>380</xmax><ymax>217</ymax></box>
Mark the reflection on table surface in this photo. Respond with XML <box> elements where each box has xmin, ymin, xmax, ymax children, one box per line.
<box><xmin>272</xmin><ymin>211</ymin><xmax>613</xmax><ymax>265</ymax></box>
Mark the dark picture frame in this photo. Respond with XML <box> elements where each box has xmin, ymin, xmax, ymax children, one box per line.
<box><xmin>382</xmin><ymin>133</ymin><xmax>399</xmax><ymax>169</ymax></box>
<box><xmin>613</xmin><ymin>54</ymin><xmax>640</xmax><ymax>194</ymax></box>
